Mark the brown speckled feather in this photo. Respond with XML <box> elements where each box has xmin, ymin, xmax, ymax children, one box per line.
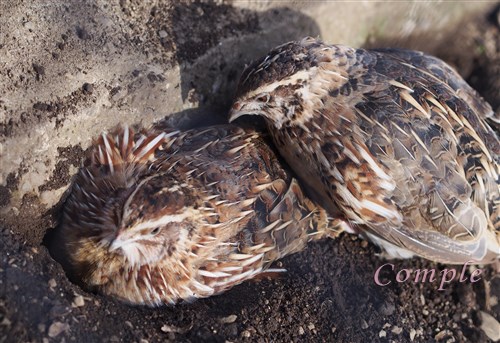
<box><xmin>230</xmin><ymin>37</ymin><xmax>499</xmax><ymax>264</ymax></box>
<box><xmin>60</xmin><ymin>124</ymin><xmax>339</xmax><ymax>306</ymax></box>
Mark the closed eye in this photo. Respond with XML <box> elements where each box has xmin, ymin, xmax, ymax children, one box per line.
<box><xmin>150</xmin><ymin>227</ymin><xmax>161</xmax><ymax>235</ymax></box>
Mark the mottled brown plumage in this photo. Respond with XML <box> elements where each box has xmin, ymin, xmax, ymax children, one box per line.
<box><xmin>230</xmin><ymin>37</ymin><xmax>500</xmax><ymax>264</ymax></box>
<box><xmin>59</xmin><ymin>124</ymin><xmax>340</xmax><ymax>306</ymax></box>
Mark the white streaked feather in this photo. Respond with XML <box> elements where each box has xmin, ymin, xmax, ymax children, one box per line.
<box><xmin>198</xmin><ymin>269</ymin><xmax>231</xmax><ymax>278</ymax></box>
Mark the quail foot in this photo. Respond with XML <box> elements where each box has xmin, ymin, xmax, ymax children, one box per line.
<box><xmin>230</xmin><ymin>37</ymin><xmax>500</xmax><ymax>264</ymax></box>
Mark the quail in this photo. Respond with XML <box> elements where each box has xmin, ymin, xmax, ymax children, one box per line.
<box><xmin>229</xmin><ymin>37</ymin><xmax>500</xmax><ymax>264</ymax></box>
<box><xmin>59</xmin><ymin>124</ymin><xmax>340</xmax><ymax>306</ymax></box>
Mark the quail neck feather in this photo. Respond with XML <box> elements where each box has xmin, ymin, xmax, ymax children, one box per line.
<box><xmin>229</xmin><ymin>37</ymin><xmax>500</xmax><ymax>264</ymax></box>
<box><xmin>59</xmin><ymin>124</ymin><xmax>340</xmax><ymax>306</ymax></box>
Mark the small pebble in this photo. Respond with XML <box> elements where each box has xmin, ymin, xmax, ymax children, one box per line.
<box><xmin>219</xmin><ymin>315</ymin><xmax>237</xmax><ymax>324</ymax></box>
<box><xmin>48</xmin><ymin>279</ymin><xmax>57</xmax><ymax>288</ymax></box>
<box><xmin>72</xmin><ymin>295</ymin><xmax>84</xmax><ymax>307</ymax></box>
<box><xmin>48</xmin><ymin>322</ymin><xmax>69</xmax><ymax>338</ymax></box>
<box><xmin>158</xmin><ymin>30</ymin><xmax>168</xmax><ymax>38</ymax></box>
<box><xmin>161</xmin><ymin>325</ymin><xmax>174</xmax><ymax>333</ymax></box>
<box><xmin>480</xmin><ymin>311</ymin><xmax>500</xmax><ymax>341</ymax></box>
<box><xmin>434</xmin><ymin>330</ymin><xmax>448</xmax><ymax>340</ymax></box>
<box><xmin>1</xmin><ymin>318</ymin><xmax>11</xmax><ymax>327</ymax></box>
<box><xmin>161</xmin><ymin>324</ymin><xmax>183</xmax><ymax>333</ymax></box>
<box><xmin>410</xmin><ymin>329</ymin><xmax>417</xmax><ymax>341</ymax></box>
<box><xmin>298</xmin><ymin>326</ymin><xmax>305</xmax><ymax>335</ymax></box>
<box><xmin>307</xmin><ymin>323</ymin><xmax>315</xmax><ymax>331</ymax></box>
<box><xmin>391</xmin><ymin>326</ymin><xmax>403</xmax><ymax>335</ymax></box>
<box><xmin>379</xmin><ymin>330</ymin><xmax>386</xmax><ymax>338</ymax></box>
<box><xmin>241</xmin><ymin>330</ymin><xmax>251</xmax><ymax>338</ymax></box>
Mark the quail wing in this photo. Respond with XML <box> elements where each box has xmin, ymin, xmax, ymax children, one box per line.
<box><xmin>230</xmin><ymin>38</ymin><xmax>500</xmax><ymax>264</ymax></box>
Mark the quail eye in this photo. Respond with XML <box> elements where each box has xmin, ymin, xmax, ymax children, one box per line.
<box><xmin>256</xmin><ymin>93</ymin><xmax>270</xmax><ymax>103</ymax></box>
<box><xmin>150</xmin><ymin>227</ymin><xmax>161</xmax><ymax>235</ymax></box>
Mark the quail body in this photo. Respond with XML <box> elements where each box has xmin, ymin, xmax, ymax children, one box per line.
<box><xmin>230</xmin><ymin>37</ymin><xmax>500</xmax><ymax>264</ymax></box>
<box><xmin>59</xmin><ymin>124</ymin><xmax>339</xmax><ymax>306</ymax></box>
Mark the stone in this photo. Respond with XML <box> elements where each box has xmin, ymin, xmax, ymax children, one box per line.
<box><xmin>47</xmin><ymin>322</ymin><xmax>69</xmax><ymax>338</ymax></box>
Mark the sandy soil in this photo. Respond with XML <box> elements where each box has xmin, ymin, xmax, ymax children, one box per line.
<box><xmin>1</xmin><ymin>2</ymin><xmax>499</xmax><ymax>343</ymax></box>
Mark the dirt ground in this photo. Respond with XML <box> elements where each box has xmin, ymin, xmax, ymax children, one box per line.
<box><xmin>1</xmin><ymin>2</ymin><xmax>500</xmax><ymax>343</ymax></box>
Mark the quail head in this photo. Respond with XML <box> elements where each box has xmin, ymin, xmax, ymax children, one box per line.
<box><xmin>58</xmin><ymin>124</ymin><xmax>340</xmax><ymax>306</ymax></box>
<box><xmin>229</xmin><ymin>37</ymin><xmax>500</xmax><ymax>264</ymax></box>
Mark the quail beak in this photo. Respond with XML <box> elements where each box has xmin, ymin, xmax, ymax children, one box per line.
<box><xmin>109</xmin><ymin>234</ymin><xmax>129</xmax><ymax>252</ymax></box>
<box><xmin>228</xmin><ymin>101</ymin><xmax>260</xmax><ymax>123</ymax></box>
<box><xmin>228</xmin><ymin>101</ymin><xmax>245</xmax><ymax>123</ymax></box>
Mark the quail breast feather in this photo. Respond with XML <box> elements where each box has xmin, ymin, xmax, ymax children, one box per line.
<box><xmin>230</xmin><ymin>37</ymin><xmax>500</xmax><ymax>264</ymax></box>
<box><xmin>59</xmin><ymin>124</ymin><xmax>340</xmax><ymax>306</ymax></box>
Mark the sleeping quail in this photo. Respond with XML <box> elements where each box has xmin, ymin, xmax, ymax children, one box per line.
<box><xmin>229</xmin><ymin>37</ymin><xmax>500</xmax><ymax>264</ymax></box>
<box><xmin>59</xmin><ymin>124</ymin><xmax>340</xmax><ymax>306</ymax></box>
